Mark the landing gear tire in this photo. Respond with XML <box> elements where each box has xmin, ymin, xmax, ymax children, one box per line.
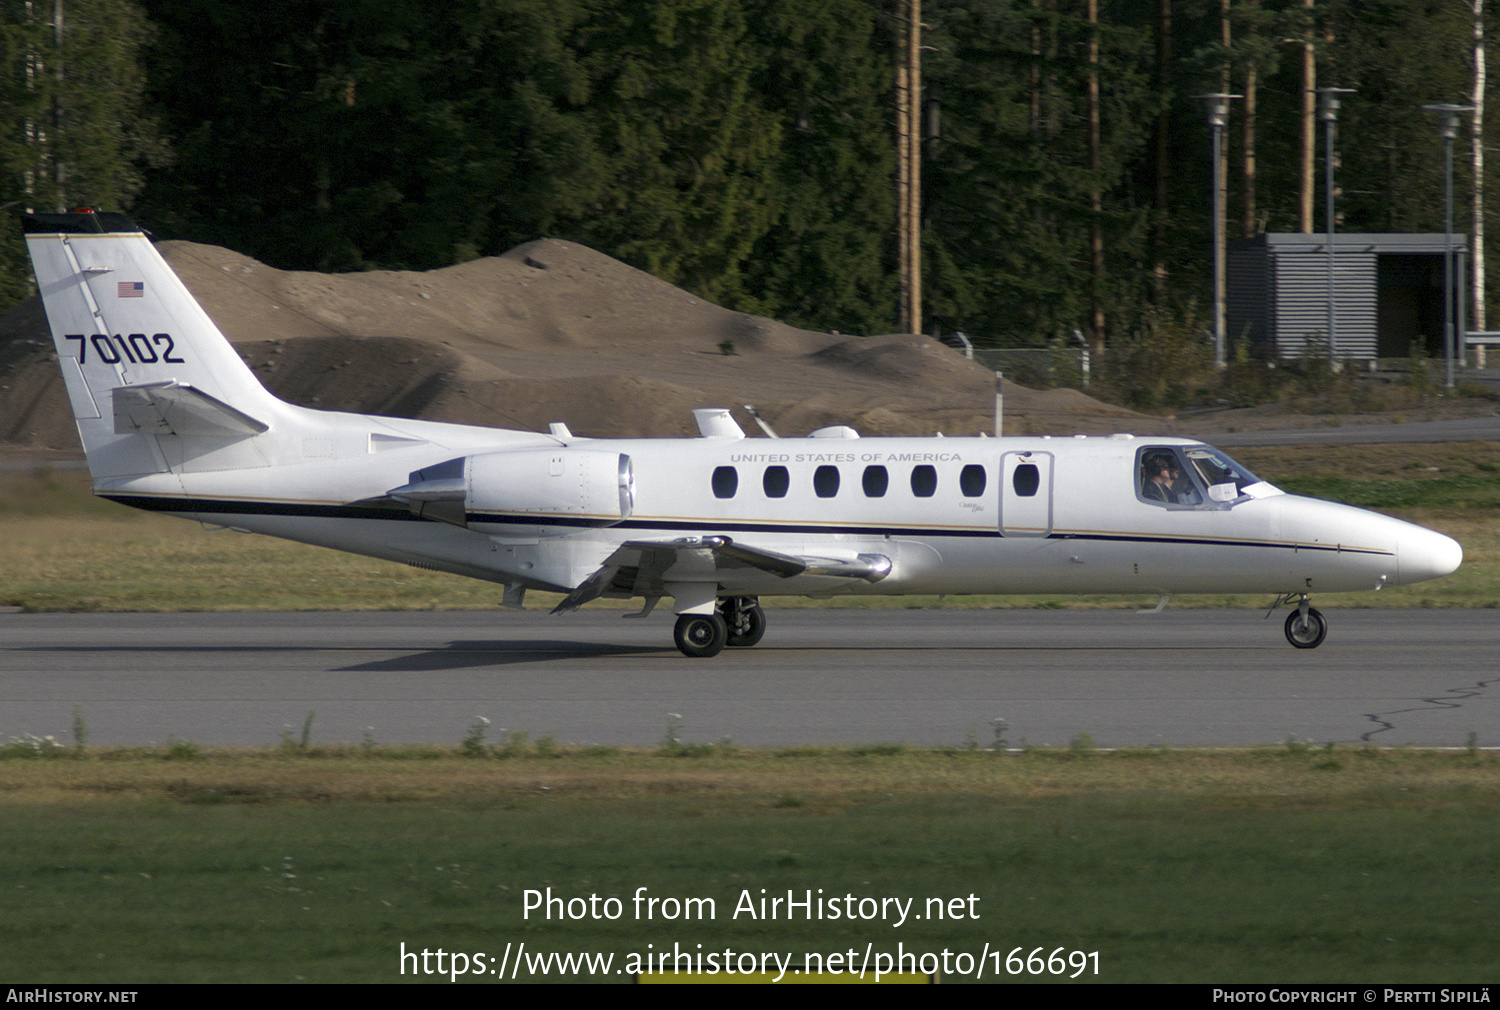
<box><xmin>674</xmin><ymin>613</ymin><xmax>728</xmax><ymax>658</ymax></box>
<box><xmin>1284</xmin><ymin>607</ymin><xmax>1328</xmax><ymax>649</ymax></box>
<box><xmin>722</xmin><ymin>598</ymin><xmax>766</xmax><ymax>648</ymax></box>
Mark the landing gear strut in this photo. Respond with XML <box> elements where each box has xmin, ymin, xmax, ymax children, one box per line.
<box><xmin>1280</xmin><ymin>594</ymin><xmax>1328</xmax><ymax>649</ymax></box>
<box><xmin>720</xmin><ymin>596</ymin><xmax>765</xmax><ymax>648</ymax></box>
<box><xmin>672</xmin><ymin>597</ymin><xmax>766</xmax><ymax>657</ymax></box>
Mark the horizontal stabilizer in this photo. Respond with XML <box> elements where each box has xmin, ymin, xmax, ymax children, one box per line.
<box><xmin>113</xmin><ymin>381</ymin><xmax>269</xmax><ymax>438</ymax></box>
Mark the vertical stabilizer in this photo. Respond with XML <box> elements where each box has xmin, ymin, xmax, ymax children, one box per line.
<box><xmin>23</xmin><ymin>211</ymin><xmax>284</xmax><ymax>479</ymax></box>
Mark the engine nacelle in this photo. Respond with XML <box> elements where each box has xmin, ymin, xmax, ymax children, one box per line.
<box><xmin>388</xmin><ymin>448</ymin><xmax>634</xmax><ymax>534</ymax></box>
<box><xmin>470</xmin><ymin>448</ymin><xmax>634</xmax><ymax>525</ymax></box>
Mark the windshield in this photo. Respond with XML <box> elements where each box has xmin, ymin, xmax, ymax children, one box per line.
<box><xmin>1182</xmin><ymin>446</ymin><xmax>1269</xmax><ymax>500</ymax></box>
<box><xmin>1137</xmin><ymin>445</ymin><xmax>1280</xmax><ymax>508</ymax></box>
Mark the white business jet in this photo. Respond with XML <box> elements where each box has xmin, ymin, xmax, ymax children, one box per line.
<box><xmin>23</xmin><ymin>210</ymin><xmax>1462</xmax><ymax>656</ymax></box>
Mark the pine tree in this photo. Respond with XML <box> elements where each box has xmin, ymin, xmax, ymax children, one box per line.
<box><xmin>737</xmin><ymin>0</ymin><xmax>895</xmax><ymax>333</ymax></box>
<box><xmin>0</xmin><ymin>0</ymin><xmax>165</xmax><ymax>306</ymax></box>
<box><xmin>921</xmin><ymin>0</ymin><xmax>1152</xmax><ymax>347</ymax></box>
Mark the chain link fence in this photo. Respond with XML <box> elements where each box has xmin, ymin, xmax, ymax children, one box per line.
<box><xmin>969</xmin><ymin>347</ymin><xmax>1091</xmax><ymax>389</ymax></box>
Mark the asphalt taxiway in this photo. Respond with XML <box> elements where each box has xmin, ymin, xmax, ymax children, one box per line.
<box><xmin>1</xmin><ymin>608</ymin><xmax>1493</xmax><ymax>749</ymax></box>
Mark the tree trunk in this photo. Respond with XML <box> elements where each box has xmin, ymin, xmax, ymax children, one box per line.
<box><xmin>1300</xmin><ymin>0</ymin><xmax>1315</xmax><ymax>233</ymax></box>
<box><xmin>1220</xmin><ymin>0</ymin><xmax>1231</xmax><ymax>241</ymax></box>
<box><xmin>1152</xmin><ymin>0</ymin><xmax>1171</xmax><ymax>300</ymax></box>
<box><xmin>1087</xmin><ymin>0</ymin><xmax>1104</xmax><ymax>354</ymax></box>
<box><xmin>1473</xmin><ymin>0</ymin><xmax>1487</xmax><ymax>353</ymax></box>
<box><xmin>908</xmin><ymin>0</ymin><xmax>921</xmax><ymax>336</ymax></box>
<box><xmin>1031</xmin><ymin>3</ymin><xmax>1042</xmax><ymax>136</ymax></box>
<box><xmin>1242</xmin><ymin>0</ymin><xmax>1259</xmax><ymax>239</ymax></box>
<box><xmin>896</xmin><ymin>3</ymin><xmax>915</xmax><ymax>334</ymax></box>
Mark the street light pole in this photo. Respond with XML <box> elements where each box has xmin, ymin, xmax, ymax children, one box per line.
<box><xmin>1319</xmin><ymin>88</ymin><xmax>1355</xmax><ymax>367</ymax></box>
<box><xmin>1199</xmin><ymin>93</ymin><xmax>1239</xmax><ymax>370</ymax></box>
<box><xmin>1424</xmin><ymin>104</ymin><xmax>1474</xmax><ymax>390</ymax></box>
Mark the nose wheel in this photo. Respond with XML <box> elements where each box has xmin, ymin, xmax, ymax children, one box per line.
<box><xmin>1283</xmin><ymin>602</ymin><xmax>1328</xmax><ymax>649</ymax></box>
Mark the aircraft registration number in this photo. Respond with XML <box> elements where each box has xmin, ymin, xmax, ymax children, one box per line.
<box><xmin>66</xmin><ymin>333</ymin><xmax>185</xmax><ymax>365</ymax></box>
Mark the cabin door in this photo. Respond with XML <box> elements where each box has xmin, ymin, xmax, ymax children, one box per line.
<box><xmin>1000</xmin><ymin>451</ymin><xmax>1054</xmax><ymax>537</ymax></box>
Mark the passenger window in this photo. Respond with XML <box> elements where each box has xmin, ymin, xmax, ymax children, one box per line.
<box><xmin>813</xmin><ymin>465</ymin><xmax>840</xmax><ymax>498</ymax></box>
<box><xmin>1012</xmin><ymin>463</ymin><xmax>1040</xmax><ymax>497</ymax></box>
<box><xmin>763</xmin><ymin>465</ymin><xmax>789</xmax><ymax>498</ymax></box>
<box><xmin>711</xmin><ymin>466</ymin><xmax>738</xmax><ymax>499</ymax></box>
<box><xmin>911</xmin><ymin>465</ymin><xmax>937</xmax><ymax>498</ymax></box>
<box><xmin>960</xmin><ymin>464</ymin><xmax>987</xmax><ymax>497</ymax></box>
<box><xmin>862</xmin><ymin>465</ymin><xmax>889</xmax><ymax>497</ymax></box>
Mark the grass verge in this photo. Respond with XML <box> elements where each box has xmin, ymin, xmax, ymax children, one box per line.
<box><xmin>0</xmin><ymin>746</ymin><xmax>1495</xmax><ymax>983</ymax></box>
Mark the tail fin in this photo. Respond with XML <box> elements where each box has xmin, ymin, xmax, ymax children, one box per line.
<box><xmin>23</xmin><ymin>210</ymin><xmax>285</xmax><ymax>480</ymax></box>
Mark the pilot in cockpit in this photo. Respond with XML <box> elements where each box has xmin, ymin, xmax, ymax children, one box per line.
<box><xmin>1141</xmin><ymin>452</ymin><xmax>1183</xmax><ymax>504</ymax></box>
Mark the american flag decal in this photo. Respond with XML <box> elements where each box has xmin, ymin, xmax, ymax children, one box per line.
<box><xmin>118</xmin><ymin>281</ymin><xmax>144</xmax><ymax>298</ymax></box>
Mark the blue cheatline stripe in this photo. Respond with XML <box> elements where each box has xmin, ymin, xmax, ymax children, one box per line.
<box><xmin>102</xmin><ymin>494</ymin><xmax>420</xmax><ymax>522</ymax></box>
<box><xmin>98</xmin><ymin>494</ymin><xmax>1392</xmax><ymax>558</ymax></box>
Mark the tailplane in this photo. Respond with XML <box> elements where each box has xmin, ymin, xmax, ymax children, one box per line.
<box><xmin>23</xmin><ymin>210</ymin><xmax>286</xmax><ymax>479</ymax></box>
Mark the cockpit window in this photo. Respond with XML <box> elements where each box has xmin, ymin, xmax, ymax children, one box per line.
<box><xmin>1137</xmin><ymin>445</ymin><xmax>1278</xmax><ymax>509</ymax></box>
<box><xmin>1138</xmin><ymin>449</ymin><xmax>1195</xmax><ymax>506</ymax></box>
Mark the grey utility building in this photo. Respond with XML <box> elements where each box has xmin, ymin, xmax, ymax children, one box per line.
<box><xmin>1227</xmin><ymin>232</ymin><xmax>1465</xmax><ymax>362</ymax></box>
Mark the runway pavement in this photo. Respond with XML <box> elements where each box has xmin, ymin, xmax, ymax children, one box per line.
<box><xmin>1202</xmin><ymin>414</ymin><xmax>1500</xmax><ymax>446</ymax></box>
<box><xmin>1</xmin><ymin>608</ymin><xmax>1493</xmax><ymax>750</ymax></box>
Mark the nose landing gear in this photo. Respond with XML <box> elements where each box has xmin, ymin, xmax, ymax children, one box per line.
<box><xmin>1276</xmin><ymin>593</ymin><xmax>1328</xmax><ymax>649</ymax></box>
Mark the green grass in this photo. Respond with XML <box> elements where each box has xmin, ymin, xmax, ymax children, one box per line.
<box><xmin>0</xmin><ymin>747</ymin><xmax>1496</xmax><ymax>983</ymax></box>
<box><xmin>1277</xmin><ymin>473</ymin><xmax>1500</xmax><ymax>511</ymax></box>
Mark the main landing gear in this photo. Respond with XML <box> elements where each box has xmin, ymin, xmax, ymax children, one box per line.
<box><xmin>1275</xmin><ymin>593</ymin><xmax>1328</xmax><ymax>649</ymax></box>
<box><xmin>672</xmin><ymin>597</ymin><xmax>765</xmax><ymax>658</ymax></box>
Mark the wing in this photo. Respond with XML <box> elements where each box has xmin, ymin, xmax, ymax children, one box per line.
<box><xmin>551</xmin><ymin>535</ymin><xmax>891</xmax><ymax>614</ymax></box>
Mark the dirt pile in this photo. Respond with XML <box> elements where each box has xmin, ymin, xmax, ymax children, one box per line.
<box><xmin>0</xmin><ymin>237</ymin><xmax>1143</xmax><ymax>456</ymax></box>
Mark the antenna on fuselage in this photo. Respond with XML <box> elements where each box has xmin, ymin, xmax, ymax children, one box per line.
<box><xmin>742</xmin><ymin>404</ymin><xmax>780</xmax><ymax>439</ymax></box>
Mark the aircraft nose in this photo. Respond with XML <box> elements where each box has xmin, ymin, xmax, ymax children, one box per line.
<box><xmin>1398</xmin><ymin>526</ymin><xmax>1463</xmax><ymax>585</ymax></box>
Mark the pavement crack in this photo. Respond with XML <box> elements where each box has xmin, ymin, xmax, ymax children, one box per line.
<box><xmin>1360</xmin><ymin>675</ymin><xmax>1499</xmax><ymax>743</ymax></box>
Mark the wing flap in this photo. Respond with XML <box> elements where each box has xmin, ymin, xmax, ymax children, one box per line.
<box><xmin>552</xmin><ymin>536</ymin><xmax>889</xmax><ymax>614</ymax></box>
